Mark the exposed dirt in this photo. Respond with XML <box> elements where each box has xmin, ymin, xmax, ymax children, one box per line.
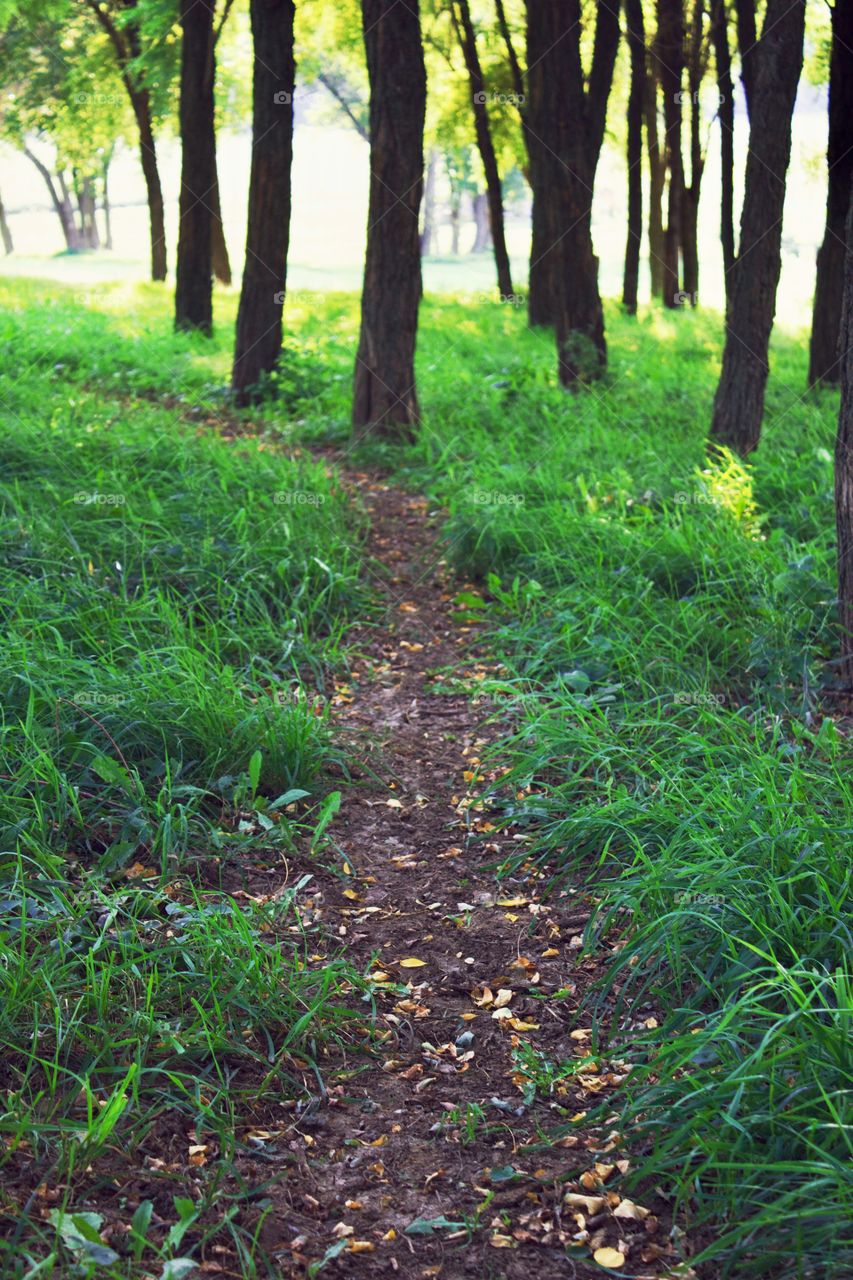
<box><xmin>243</xmin><ymin>467</ymin><xmax>686</xmax><ymax>1280</ymax></box>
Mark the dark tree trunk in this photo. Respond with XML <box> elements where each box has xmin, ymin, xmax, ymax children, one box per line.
<box><xmin>210</xmin><ymin>156</ymin><xmax>232</xmax><ymax>286</ymax></box>
<box><xmin>808</xmin><ymin>0</ymin><xmax>853</xmax><ymax>388</ymax></box>
<box><xmin>232</xmin><ymin>0</ymin><xmax>295</xmax><ymax>403</ymax></box>
<box><xmin>681</xmin><ymin>0</ymin><xmax>706</xmax><ymax>305</ymax></box>
<box><xmin>644</xmin><ymin>59</ymin><xmax>666</xmax><ymax>298</ymax></box>
<box><xmin>471</xmin><ymin>191</ymin><xmax>493</xmax><ymax>252</ymax></box>
<box><xmin>421</xmin><ymin>148</ymin><xmax>438</xmax><ymax>256</ymax></box>
<box><xmin>709</xmin><ymin>0</ymin><xmax>806</xmax><ymax>455</ymax></box>
<box><xmin>0</xmin><ymin>188</ymin><xmax>12</xmax><ymax>254</ymax></box>
<box><xmin>526</xmin><ymin>0</ymin><xmax>617</xmax><ymax>337</ymax></box>
<box><xmin>83</xmin><ymin>0</ymin><xmax>168</xmax><ymax>280</ymax></box>
<box><xmin>77</xmin><ymin>175</ymin><xmax>100</xmax><ymax>249</ymax></box>
<box><xmin>175</xmin><ymin>0</ymin><xmax>216</xmax><ymax>334</ymax></box>
<box><xmin>657</xmin><ymin>0</ymin><xmax>685</xmax><ymax>307</ymax></box>
<box><xmin>352</xmin><ymin>0</ymin><xmax>426</xmax><ymax>438</ymax></box>
<box><xmin>834</xmin><ymin>182</ymin><xmax>853</xmax><ymax>685</ymax></box>
<box><xmin>734</xmin><ymin>0</ymin><xmax>756</xmax><ymax>117</ymax></box>
<box><xmin>711</xmin><ymin>0</ymin><xmax>735</xmax><ymax>292</ymax></box>
<box><xmin>453</xmin><ymin>0</ymin><xmax>513</xmax><ymax>298</ymax></box>
<box><xmin>622</xmin><ymin>0</ymin><xmax>645</xmax><ymax>314</ymax></box>
<box><xmin>102</xmin><ymin>156</ymin><xmax>113</xmax><ymax>250</ymax></box>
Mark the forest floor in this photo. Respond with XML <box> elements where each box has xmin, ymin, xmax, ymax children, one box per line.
<box><xmin>249</xmin><ymin>462</ymin><xmax>683</xmax><ymax>1280</ymax></box>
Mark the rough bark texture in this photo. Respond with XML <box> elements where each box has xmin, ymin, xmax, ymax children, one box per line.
<box><xmin>232</xmin><ymin>0</ymin><xmax>295</xmax><ymax>402</ymax></box>
<box><xmin>352</xmin><ymin>0</ymin><xmax>426</xmax><ymax>438</ymax></box>
<box><xmin>835</xmin><ymin>183</ymin><xmax>853</xmax><ymax>685</ymax></box>
<box><xmin>526</xmin><ymin>0</ymin><xmax>617</xmax><ymax>339</ymax></box>
<box><xmin>24</xmin><ymin>151</ymin><xmax>79</xmax><ymax>250</ymax></box>
<box><xmin>453</xmin><ymin>0</ymin><xmax>513</xmax><ymax>297</ymax></box>
<box><xmin>622</xmin><ymin>0</ymin><xmax>645</xmax><ymax>314</ymax></box>
<box><xmin>471</xmin><ymin>191</ymin><xmax>493</xmax><ymax>253</ymax></box>
<box><xmin>711</xmin><ymin>0</ymin><xmax>735</xmax><ymax>292</ymax></box>
<box><xmin>734</xmin><ymin>0</ymin><xmax>756</xmax><ymax>117</ymax></box>
<box><xmin>709</xmin><ymin>0</ymin><xmax>805</xmax><ymax>455</ymax></box>
<box><xmin>0</xmin><ymin>188</ymin><xmax>12</xmax><ymax>254</ymax></box>
<box><xmin>657</xmin><ymin>0</ymin><xmax>685</xmax><ymax>307</ymax></box>
<box><xmin>808</xmin><ymin>0</ymin><xmax>853</xmax><ymax>388</ymax></box>
<box><xmin>175</xmin><ymin>0</ymin><xmax>217</xmax><ymax>334</ymax></box>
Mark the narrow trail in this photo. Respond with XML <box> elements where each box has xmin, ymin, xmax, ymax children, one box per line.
<box><xmin>263</xmin><ymin>467</ymin><xmax>680</xmax><ymax>1280</ymax></box>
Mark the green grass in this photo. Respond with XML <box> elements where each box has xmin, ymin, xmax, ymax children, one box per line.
<box><xmin>1</xmin><ymin>278</ymin><xmax>850</xmax><ymax>1278</ymax></box>
<box><xmin>0</xmin><ymin>281</ymin><xmax>368</xmax><ymax>1275</ymax></box>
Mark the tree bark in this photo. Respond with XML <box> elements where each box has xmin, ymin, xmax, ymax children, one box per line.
<box><xmin>657</xmin><ymin>0</ymin><xmax>685</xmax><ymax>307</ymax></box>
<box><xmin>453</xmin><ymin>0</ymin><xmax>513</xmax><ymax>298</ymax></box>
<box><xmin>25</xmin><ymin>150</ymin><xmax>79</xmax><ymax>250</ymax></box>
<box><xmin>834</xmin><ymin>181</ymin><xmax>853</xmax><ymax>685</ymax></box>
<box><xmin>83</xmin><ymin>1</ymin><xmax>167</xmax><ymax>280</ymax></box>
<box><xmin>420</xmin><ymin>148</ymin><xmax>438</xmax><ymax>256</ymax></box>
<box><xmin>175</xmin><ymin>0</ymin><xmax>216</xmax><ymax>334</ymax></box>
<box><xmin>644</xmin><ymin>58</ymin><xmax>666</xmax><ymax>298</ymax></box>
<box><xmin>232</xmin><ymin>0</ymin><xmax>295</xmax><ymax>402</ymax></box>
<box><xmin>210</xmin><ymin>155</ymin><xmax>232</xmax><ymax>286</ymax></box>
<box><xmin>709</xmin><ymin>0</ymin><xmax>806</xmax><ymax>455</ymax></box>
<box><xmin>471</xmin><ymin>191</ymin><xmax>492</xmax><ymax>252</ymax></box>
<box><xmin>102</xmin><ymin>155</ymin><xmax>113</xmax><ymax>250</ymax></box>
<box><xmin>352</xmin><ymin>0</ymin><xmax>426</xmax><ymax>438</ymax></box>
<box><xmin>808</xmin><ymin>0</ymin><xmax>853</xmax><ymax>388</ymax></box>
<box><xmin>0</xmin><ymin>187</ymin><xmax>12</xmax><ymax>254</ymax></box>
<box><xmin>681</xmin><ymin>0</ymin><xmax>707</xmax><ymax>304</ymax></box>
<box><xmin>526</xmin><ymin>0</ymin><xmax>617</xmax><ymax>336</ymax></box>
<box><xmin>734</xmin><ymin>0</ymin><xmax>756</xmax><ymax>118</ymax></box>
<box><xmin>622</xmin><ymin>0</ymin><xmax>645</xmax><ymax>314</ymax></box>
<box><xmin>711</xmin><ymin>0</ymin><xmax>735</xmax><ymax>293</ymax></box>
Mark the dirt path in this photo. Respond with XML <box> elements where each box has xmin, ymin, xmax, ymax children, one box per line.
<box><xmin>258</xmin><ymin>469</ymin><xmax>681</xmax><ymax>1280</ymax></box>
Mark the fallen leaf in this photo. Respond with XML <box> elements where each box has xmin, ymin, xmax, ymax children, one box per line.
<box><xmin>613</xmin><ymin>1198</ymin><xmax>650</xmax><ymax>1221</ymax></box>
<box><xmin>593</xmin><ymin>1246</ymin><xmax>626</xmax><ymax>1268</ymax></box>
<box><xmin>398</xmin><ymin>957</ymin><xmax>427</xmax><ymax>968</ymax></box>
<box><xmin>493</xmin><ymin>988</ymin><xmax>514</xmax><ymax>1008</ymax></box>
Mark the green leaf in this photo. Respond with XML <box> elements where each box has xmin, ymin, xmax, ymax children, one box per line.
<box><xmin>248</xmin><ymin>749</ymin><xmax>263</xmax><ymax>796</ymax></box>
<box><xmin>307</xmin><ymin>1238</ymin><xmax>348</xmax><ymax>1276</ymax></box>
<box><xmin>404</xmin><ymin>1215</ymin><xmax>466</xmax><ymax>1235</ymax></box>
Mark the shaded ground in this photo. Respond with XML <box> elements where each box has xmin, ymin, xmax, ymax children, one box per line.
<box><xmin>252</xmin><ymin>468</ymin><xmax>686</xmax><ymax>1279</ymax></box>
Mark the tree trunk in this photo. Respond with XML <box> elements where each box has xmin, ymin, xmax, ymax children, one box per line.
<box><xmin>77</xmin><ymin>175</ymin><xmax>100</xmax><ymax>249</ymax></box>
<box><xmin>0</xmin><ymin>188</ymin><xmax>12</xmax><ymax>254</ymax></box>
<box><xmin>526</xmin><ymin>0</ymin><xmax>617</xmax><ymax>337</ymax></box>
<box><xmin>352</xmin><ymin>0</ymin><xmax>426</xmax><ymax>438</ymax></box>
<box><xmin>472</xmin><ymin>192</ymin><xmax>492</xmax><ymax>252</ymax></box>
<box><xmin>450</xmin><ymin>189</ymin><xmax>461</xmax><ymax>254</ymax></box>
<box><xmin>29</xmin><ymin>158</ymin><xmax>82</xmax><ymax>251</ymax></box>
<box><xmin>453</xmin><ymin>0</ymin><xmax>513</xmax><ymax>298</ymax></box>
<box><xmin>622</xmin><ymin>0</ymin><xmax>645</xmax><ymax>314</ymax></box>
<box><xmin>808</xmin><ymin>0</ymin><xmax>853</xmax><ymax>388</ymax></box>
<box><xmin>681</xmin><ymin>0</ymin><xmax>706</xmax><ymax>305</ymax></box>
<box><xmin>644</xmin><ymin>59</ymin><xmax>666</xmax><ymax>298</ymax></box>
<box><xmin>420</xmin><ymin>148</ymin><xmax>438</xmax><ymax>256</ymax></box>
<box><xmin>657</xmin><ymin>0</ymin><xmax>685</xmax><ymax>307</ymax></box>
<box><xmin>102</xmin><ymin>155</ymin><xmax>113</xmax><ymax>250</ymax></box>
<box><xmin>709</xmin><ymin>0</ymin><xmax>806</xmax><ymax>455</ymax></box>
<box><xmin>232</xmin><ymin>0</ymin><xmax>295</xmax><ymax>403</ymax></box>
<box><xmin>734</xmin><ymin>0</ymin><xmax>756</xmax><ymax>118</ymax></box>
<box><xmin>711</xmin><ymin>0</ymin><xmax>735</xmax><ymax>293</ymax></box>
<box><xmin>834</xmin><ymin>183</ymin><xmax>853</xmax><ymax>685</ymax></box>
<box><xmin>175</xmin><ymin>0</ymin><xmax>216</xmax><ymax>334</ymax></box>
<box><xmin>210</xmin><ymin>149</ymin><xmax>232</xmax><ymax>285</ymax></box>
<box><xmin>132</xmin><ymin>93</ymin><xmax>168</xmax><ymax>281</ymax></box>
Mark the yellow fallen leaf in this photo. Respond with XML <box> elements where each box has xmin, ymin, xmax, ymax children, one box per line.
<box><xmin>593</xmin><ymin>1246</ymin><xmax>626</xmax><ymax>1268</ymax></box>
<box><xmin>489</xmin><ymin>1234</ymin><xmax>515</xmax><ymax>1248</ymax></box>
<box><xmin>331</xmin><ymin>1222</ymin><xmax>353</xmax><ymax>1238</ymax></box>
<box><xmin>493</xmin><ymin>988</ymin><xmax>514</xmax><ymax>1009</ymax></box>
<box><xmin>564</xmin><ymin>1193</ymin><xmax>605</xmax><ymax>1213</ymax></box>
<box><xmin>385</xmin><ymin>799</ymin><xmax>404</xmax><ymax>809</ymax></box>
<box><xmin>398</xmin><ymin>957</ymin><xmax>427</xmax><ymax>968</ymax></box>
<box><xmin>613</xmin><ymin>1198</ymin><xmax>650</xmax><ymax>1220</ymax></box>
<box><xmin>342</xmin><ymin>889</ymin><xmax>359</xmax><ymax>900</ymax></box>
<box><xmin>497</xmin><ymin>896</ymin><xmax>528</xmax><ymax>907</ymax></box>
<box><xmin>382</xmin><ymin>1228</ymin><xmax>397</xmax><ymax>1242</ymax></box>
<box><xmin>347</xmin><ymin>1241</ymin><xmax>375</xmax><ymax>1254</ymax></box>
